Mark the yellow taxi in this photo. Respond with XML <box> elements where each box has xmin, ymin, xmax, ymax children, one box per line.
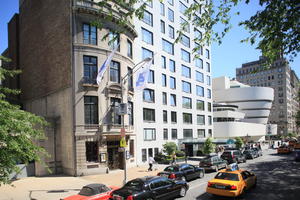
<box><xmin>277</xmin><ymin>145</ymin><xmax>291</xmax><ymax>154</ymax></box>
<box><xmin>206</xmin><ymin>165</ymin><xmax>257</xmax><ymax>197</ymax></box>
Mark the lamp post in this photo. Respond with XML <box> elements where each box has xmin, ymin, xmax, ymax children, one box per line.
<box><xmin>119</xmin><ymin>57</ymin><xmax>152</xmax><ymax>185</ymax></box>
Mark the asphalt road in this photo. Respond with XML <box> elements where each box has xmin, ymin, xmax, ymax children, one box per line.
<box><xmin>176</xmin><ymin>149</ymin><xmax>300</xmax><ymax>200</ymax></box>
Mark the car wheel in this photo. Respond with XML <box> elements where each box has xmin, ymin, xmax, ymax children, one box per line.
<box><xmin>199</xmin><ymin>171</ymin><xmax>204</xmax><ymax>178</ymax></box>
<box><xmin>181</xmin><ymin>176</ymin><xmax>186</xmax><ymax>182</ymax></box>
<box><xmin>179</xmin><ymin>187</ymin><xmax>187</xmax><ymax>197</ymax></box>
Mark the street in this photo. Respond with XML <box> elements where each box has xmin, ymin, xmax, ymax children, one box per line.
<box><xmin>177</xmin><ymin>149</ymin><xmax>300</xmax><ymax>200</ymax></box>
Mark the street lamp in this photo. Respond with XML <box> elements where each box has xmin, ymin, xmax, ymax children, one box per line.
<box><xmin>119</xmin><ymin>57</ymin><xmax>152</xmax><ymax>185</ymax></box>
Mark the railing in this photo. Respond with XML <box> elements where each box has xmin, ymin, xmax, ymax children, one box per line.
<box><xmin>82</xmin><ymin>76</ymin><xmax>97</xmax><ymax>85</ymax></box>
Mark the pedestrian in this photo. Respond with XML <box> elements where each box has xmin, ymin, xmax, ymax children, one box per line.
<box><xmin>148</xmin><ymin>156</ymin><xmax>155</xmax><ymax>171</ymax></box>
<box><xmin>171</xmin><ymin>153</ymin><xmax>177</xmax><ymax>165</ymax></box>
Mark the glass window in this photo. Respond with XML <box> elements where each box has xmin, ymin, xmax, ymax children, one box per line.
<box><xmin>143</xmin><ymin>89</ymin><xmax>155</xmax><ymax>102</ymax></box>
<box><xmin>162</xmin><ymin>74</ymin><xmax>167</xmax><ymax>87</ymax></box>
<box><xmin>148</xmin><ymin>70</ymin><xmax>155</xmax><ymax>83</ymax></box>
<box><xmin>163</xmin><ymin>129</ymin><xmax>168</xmax><ymax>140</ymax></box>
<box><xmin>162</xmin><ymin>39</ymin><xmax>174</xmax><ymax>55</ymax></box>
<box><xmin>111</xmin><ymin>98</ymin><xmax>121</xmax><ymax>125</ymax></box>
<box><xmin>161</xmin><ymin>20</ymin><xmax>165</xmax><ymax>33</ymax></box>
<box><xmin>195</xmin><ymin>58</ymin><xmax>203</xmax><ymax>68</ymax></box>
<box><xmin>194</xmin><ymin>28</ymin><xmax>202</xmax><ymax>39</ymax></box>
<box><xmin>83</xmin><ymin>23</ymin><xmax>97</xmax><ymax>45</ymax></box>
<box><xmin>207</xmin><ymin>89</ymin><xmax>211</xmax><ymax>99</ymax></box>
<box><xmin>169</xmin><ymin>59</ymin><xmax>175</xmax><ymax>72</ymax></box>
<box><xmin>195</xmin><ymin>42</ymin><xmax>202</xmax><ymax>55</ymax></box>
<box><xmin>179</xmin><ymin>2</ymin><xmax>188</xmax><ymax>14</ymax></box>
<box><xmin>168</xmin><ymin>8</ymin><xmax>174</xmax><ymax>22</ymax></box>
<box><xmin>144</xmin><ymin>128</ymin><xmax>156</xmax><ymax>141</ymax></box>
<box><xmin>85</xmin><ymin>141</ymin><xmax>99</xmax><ymax>162</ymax></box>
<box><xmin>171</xmin><ymin>129</ymin><xmax>177</xmax><ymax>139</ymax></box>
<box><xmin>168</xmin><ymin>0</ymin><xmax>174</xmax><ymax>5</ymax></box>
<box><xmin>197</xmin><ymin>115</ymin><xmax>205</xmax><ymax>125</ymax></box>
<box><xmin>206</xmin><ymin>49</ymin><xmax>210</xmax><ymax>59</ymax></box>
<box><xmin>206</xmin><ymin>62</ymin><xmax>210</xmax><ymax>72</ymax></box>
<box><xmin>182</xmin><ymin>97</ymin><xmax>192</xmax><ymax>109</ymax></box>
<box><xmin>206</xmin><ymin>75</ymin><xmax>211</xmax><ymax>85</ymax></box>
<box><xmin>208</xmin><ymin>116</ymin><xmax>212</xmax><ymax>125</ymax></box>
<box><xmin>196</xmin><ymin>85</ymin><xmax>204</xmax><ymax>96</ymax></box>
<box><xmin>197</xmin><ymin>100</ymin><xmax>204</xmax><ymax>110</ymax></box>
<box><xmin>143</xmin><ymin>108</ymin><xmax>155</xmax><ymax>122</ymax></box>
<box><xmin>181</xmin><ymin>49</ymin><xmax>190</xmax><ymax>62</ymax></box>
<box><xmin>183</xmin><ymin>129</ymin><xmax>193</xmax><ymax>139</ymax></box>
<box><xmin>142</xmin><ymin>11</ymin><xmax>153</xmax><ymax>26</ymax></box>
<box><xmin>170</xmin><ymin>76</ymin><xmax>176</xmax><ymax>89</ymax></box>
<box><xmin>180</xmin><ymin>34</ymin><xmax>190</xmax><ymax>47</ymax></box>
<box><xmin>170</xmin><ymin>94</ymin><xmax>176</xmax><ymax>106</ymax></box>
<box><xmin>160</xmin><ymin>2</ymin><xmax>165</xmax><ymax>16</ymax></box>
<box><xmin>83</xmin><ymin>56</ymin><xmax>97</xmax><ymax>84</ymax></box>
<box><xmin>145</xmin><ymin>0</ymin><xmax>153</xmax><ymax>7</ymax></box>
<box><xmin>142</xmin><ymin>48</ymin><xmax>154</xmax><ymax>63</ymax></box>
<box><xmin>169</xmin><ymin>25</ymin><xmax>175</xmax><ymax>39</ymax></box>
<box><xmin>110</xmin><ymin>61</ymin><xmax>120</xmax><ymax>83</ymax></box>
<box><xmin>128</xmin><ymin>67</ymin><xmax>133</xmax><ymax>91</ymax></box>
<box><xmin>198</xmin><ymin>129</ymin><xmax>205</xmax><ymax>138</ymax></box>
<box><xmin>128</xmin><ymin>101</ymin><xmax>134</xmax><ymax>125</ymax></box>
<box><xmin>182</xmin><ymin>65</ymin><xmax>191</xmax><ymax>78</ymax></box>
<box><xmin>208</xmin><ymin>102</ymin><xmax>212</xmax><ymax>112</ymax></box>
<box><xmin>108</xmin><ymin>32</ymin><xmax>120</xmax><ymax>51</ymax></box>
<box><xmin>84</xmin><ymin>96</ymin><xmax>98</xmax><ymax>124</ymax></box>
<box><xmin>142</xmin><ymin>28</ymin><xmax>153</xmax><ymax>45</ymax></box>
<box><xmin>180</xmin><ymin>17</ymin><xmax>190</xmax><ymax>33</ymax></box>
<box><xmin>162</xmin><ymin>92</ymin><xmax>167</xmax><ymax>105</ymax></box>
<box><xmin>142</xmin><ymin>149</ymin><xmax>147</xmax><ymax>162</ymax></box>
<box><xmin>171</xmin><ymin>112</ymin><xmax>177</xmax><ymax>123</ymax></box>
<box><xmin>196</xmin><ymin>71</ymin><xmax>204</xmax><ymax>82</ymax></box>
<box><xmin>163</xmin><ymin>110</ymin><xmax>168</xmax><ymax>123</ymax></box>
<box><xmin>161</xmin><ymin>56</ymin><xmax>166</xmax><ymax>68</ymax></box>
<box><xmin>182</xmin><ymin>81</ymin><xmax>191</xmax><ymax>93</ymax></box>
<box><xmin>183</xmin><ymin>113</ymin><xmax>192</xmax><ymax>124</ymax></box>
<box><xmin>127</xmin><ymin>40</ymin><xmax>133</xmax><ymax>58</ymax></box>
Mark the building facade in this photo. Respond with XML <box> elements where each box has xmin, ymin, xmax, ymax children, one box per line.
<box><xmin>133</xmin><ymin>0</ymin><xmax>213</xmax><ymax>163</ymax></box>
<box><xmin>236</xmin><ymin>57</ymin><xmax>300</xmax><ymax>136</ymax></box>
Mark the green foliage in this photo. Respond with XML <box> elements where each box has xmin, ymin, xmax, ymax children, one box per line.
<box><xmin>162</xmin><ymin>142</ymin><xmax>177</xmax><ymax>156</ymax></box>
<box><xmin>234</xmin><ymin>137</ymin><xmax>244</xmax><ymax>149</ymax></box>
<box><xmin>0</xmin><ymin>57</ymin><xmax>48</xmax><ymax>185</ymax></box>
<box><xmin>175</xmin><ymin>150</ymin><xmax>185</xmax><ymax>157</ymax></box>
<box><xmin>202</xmin><ymin>137</ymin><xmax>215</xmax><ymax>155</ymax></box>
<box><xmin>287</xmin><ymin>132</ymin><xmax>297</xmax><ymax>138</ymax></box>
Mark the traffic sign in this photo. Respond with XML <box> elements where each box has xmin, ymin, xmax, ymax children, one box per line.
<box><xmin>121</xmin><ymin>128</ymin><xmax>126</xmax><ymax>137</ymax></box>
<box><xmin>120</xmin><ymin>137</ymin><xmax>127</xmax><ymax>147</ymax></box>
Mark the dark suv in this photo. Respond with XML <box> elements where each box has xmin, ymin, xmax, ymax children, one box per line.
<box><xmin>199</xmin><ymin>155</ymin><xmax>227</xmax><ymax>172</ymax></box>
<box><xmin>221</xmin><ymin>150</ymin><xmax>246</xmax><ymax>164</ymax></box>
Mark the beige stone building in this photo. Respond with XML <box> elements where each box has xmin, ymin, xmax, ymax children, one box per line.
<box><xmin>3</xmin><ymin>0</ymin><xmax>138</xmax><ymax>176</ymax></box>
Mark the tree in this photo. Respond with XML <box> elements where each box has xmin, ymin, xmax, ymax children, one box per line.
<box><xmin>202</xmin><ymin>137</ymin><xmax>215</xmax><ymax>155</ymax></box>
<box><xmin>0</xmin><ymin>56</ymin><xmax>48</xmax><ymax>185</ymax></box>
<box><xmin>94</xmin><ymin>0</ymin><xmax>300</xmax><ymax>63</ymax></box>
<box><xmin>287</xmin><ymin>132</ymin><xmax>297</xmax><ymax>139</ymax></box>
<box><xmin>162</xmin><ymin>142</ymin><xmax>177</xmax><ymax>156</ymax></box>
<box><xmin>235</xmin><ymin>137</ymin><xmax>244</xmax><ymax>149</ymax></box>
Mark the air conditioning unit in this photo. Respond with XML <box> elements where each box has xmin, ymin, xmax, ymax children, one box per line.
<box><xmin>118</xmin><ymin>103</ymin><xmax>128</xmax><ymax>115</ymax></box>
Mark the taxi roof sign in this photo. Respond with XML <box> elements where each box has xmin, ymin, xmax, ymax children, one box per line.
<box><xmin>226</xmin><ymin>163</ymin><xmax>239</xmax><ymax>171</ymax></box>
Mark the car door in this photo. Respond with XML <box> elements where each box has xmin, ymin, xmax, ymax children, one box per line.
<box><xmin>151</xmin><ymin>179</ymin><xmax>176</xmax><ymax>200</ymax></box>
<box><xmin>181</xmin><ymin>165</ymin><xmax>194</xmax><ymax>180</ymax></box>
<box><xmin>241</xmin><ymin>171</ymin><xmax>252</xmax><ymax>190</ymax></box>
<box><xmin>244</xmin><ymin>171</ymin><xmax>255</xmax><ymax>187</ymax></box>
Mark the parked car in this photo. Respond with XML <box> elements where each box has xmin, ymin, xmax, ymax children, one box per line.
<box><xmin>243</xmin><ymin>149</ymin><xmax>257</xmax><ymax>159</ymax></box>
<box><xmin>252</xmin><ymin>147</ymin><xmax>262</xmax><ymax>157</ymax></box>
<box><xmin>157</xmin><ymin>164</ymin><xmax>204</xmax><ymax>181</ymax></box>
<box><xmin>199</xmin><ymin>155</ymin><xmax>228</xmax><ymax>172</ymax></box>
<box><xmin>221</xmin><ymin>150</ymin><xmax>246</xmax><ymax>164</ymax></box>
<box><xmin>277</xmin><ymin>145</ymin><xmax>291</xmax><ymax>154</ymax></box>
<box><xmin>63</xmin><ymin>184</ymin><xmax>118</xmax><ymax>200</ymax></box>
<box><xmin>111</xmin><ymin>176</ymin><xmax>189</xmax><ymax>200</ymax></box>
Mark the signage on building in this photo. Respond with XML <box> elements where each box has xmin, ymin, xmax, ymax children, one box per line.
<box><xmin>120</xmin><ymin>137</ymin><xmax>127</xmax><ymax>147</ymax></box>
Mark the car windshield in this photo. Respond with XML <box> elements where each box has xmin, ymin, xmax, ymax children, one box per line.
<box><xmin>79</xmin><ymin>187</ymin><xmax>95</xmax><ymax>196</ymax></box>
<box><xmin>215</xmin><ymin>172</ymin><xmax>239</xmax><ymax>181</ymax></box>
<box><xmin>124</xmin><ymin>180</ymin><xmax>143</xmax><ymax>190</ymax></box>
<box><xmin>164</xmin><ymin>166</ymin><xmax>179</xmax><ymax>172</ymax></box>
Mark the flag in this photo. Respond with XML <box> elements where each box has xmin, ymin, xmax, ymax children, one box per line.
<box><xmin>96</xmin><ymin>45</ymin><xmax>119</xmax><ymax>85</ymax></box>
<box><xmin>135</xmin><ymin>58</ymin><xmax>153</xmax><ymax>91</ymax></box>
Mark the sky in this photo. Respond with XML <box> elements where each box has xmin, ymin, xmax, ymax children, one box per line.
<box><xmin>0</xmin><ymin>0</ymin><xmax>299</xmax><ymax>79</ymax></box>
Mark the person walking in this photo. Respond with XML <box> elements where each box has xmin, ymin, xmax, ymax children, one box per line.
<box><xmin>171</xmin><ymin>153</ymin><xmax>177</xmax><ymax>165</ymax></box>
<box><xmin>148</xmin><ymin>156</ymin><xmax>155</xmax><ymax>171</ymax></box>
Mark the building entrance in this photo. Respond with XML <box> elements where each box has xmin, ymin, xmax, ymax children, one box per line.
<box><xmin>107</xmin><ymin>141</ymin><xmax>124</xmax><ymax>170</ymax></box>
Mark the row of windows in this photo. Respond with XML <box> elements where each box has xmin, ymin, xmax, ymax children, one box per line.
<box><xmin>237</xmin><ymin>66</ymin><xmax>284</xmax><ymax>76</ymax></box>
<box><xmin>143</xmin><ymin>108</ymin><xmax>212</xmax><ymax>125</ymax></box>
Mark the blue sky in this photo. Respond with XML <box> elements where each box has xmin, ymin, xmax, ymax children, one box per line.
<box><xmin>0</xmin><ymin>0</ymin><xmax>299</xmax><ymax>78</ymax></box>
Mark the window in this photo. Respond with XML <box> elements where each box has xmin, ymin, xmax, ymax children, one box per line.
<box><xmin>171</xmin><ymin>111</ymin><xmax>177</xmax><ymax>123</ymax></box>
<box><xmin>181</xmin><ymin>65</ymin><xmax>191</xmax><ymax>78</ymax></box>
<box><xmin>162</xmin><ymin>92</ymin><xmax>167</xmax><ymax>105</ymax></box>
<box><xmin>207</xmin><ymin>89</ymin><xmax>211</xmax><ymax>99</ymax></box>
<box><xmin>110</xmin><ymin>61</ymin><xmax>120</xmax><ymax>83</ymax></box>
<box><xmin>208</xmin><ymin>116</ymin><xmax>212</xmax><ymax>125</ymax></box>
<box><xmin>195</xmin><ymin>42</ymin><xmax>202</xmax><ymax>55</ymax></box>
<box><xmin>183</xmin><ymin>129</ymin><xmax>193</xmax><ymax>139</ymax></box>
<box><xmin>195</xmin><ymin>58</ymin><xmax>203</xmax><ymax>68</ymax></box>
<box><xmin>142</xmin><ymin>11</ymin><xmax>153</xmax><ymax>26</ymax></box>
<box><xmin>163</xmin><ymin>129</ymin><xmax>168</xmax><ymax>140</ymax></box>
<box><xmin>196</xmin><ymin>85</ymin><xmax>204</xmax><ymax>96</ymax></box>
<box><xmin>142</xmin><ymin>149</ymin><xmax>147</xmax><ymax>162</ymax></box>
<box><xmin>83</xmin><ymin>24</ymin><xmax>97</xmax><ymax>45</ymax></box>
<box><xmin>180</xmin><ymin>17</ymin><xmax>190</xmax><ymax>33</ymax></box>
<box><xmin>144</xmin><ymin>128</ymin><xmax>156</xmax><ymax>141</ymax></box>
<box><xmin>279</xmin><ymin>99</ymin><xmax>284</xmax><ymax>104</ymax></box>
<box><xmin>208</xmin><ymin>102</ymin><xmax>212</xmax><ymax>112</ymax></box>
<box><xmin>170</xmin><ymin>76</ymin><xmax>176</xmax><ymax>89</ymax></box>
<box><xmin>179</xmin><ymin>2</ymin><xmax>188</xmax><ymax>14</ymax></box>
<box><xmin>108</xmin><ymin>32</ymin><xmax>120</xmax><ymax>51</ymax></box>
<box><xmin>169</xmin><ymin>25</ymin><xmax>175</xmax><ymax>39</ymax></box>
<box><xmin>171</xmin><ymin>129</ymin><xmax>177</xmax><ymax>139</ymax></box>
<box><xmin>162</xmin><ymin>74</ymin><xmax>167</xmax><ymax>86</ymax></box>
<box><xmin>128</xmin><ymin>67</ymin><xmax>133</xmax><ymax>90</ymax></box>
<box><xmin>180</xmin><ymin>34</ymin><xmax>190</xmax><ymax>47</ymax></box>
<box><xmin>162</xmin><ymin>39</ymin><xmax>174</xmax><ymax>55</ymax></box>
<box><xmin>182</xmin><ymin>81</ymin><xmax>191</xmax><ymax>93</ymax></box>
<box><xmin>181</xmin><ymin>49</ymin><xmax>190</xmax><ymax>62</ymax></box>
<box><xmin>168</xmin><ymin>0</ymin><xmax>174</xmax><ymax>5</ymax></box>
<box><xmin>207</xmin><ymin>75</ymin><xmax>211</xmax><ymax>85</ymax></box>
<box><xmin>142</xmin><ymin>48</ymin><xmax>154</xmax><ymax>63</ymax></box>
<box><xmin>84</xmin><ymin>96</ymin><xmax>98</xmax><ymax>124</ymax></box>
<box><xmin>130</xmin><ymin>139</ymin><xmax>134</xmax><ymax>156</ymax></box>
<box><xmin>169</xmin><ymin>59</ymin><xmax>175</xmax><ymax>72</ymax></box>
<box><xmin>145</xmin><ymin>0</ymin><xmax>153</xmax><ymax>7</ymax></box>
<box><xmin>170</xmin><ymin>94</ymin><xmax>176</xmax><ymax>106</ymax></box>
<box><xmin>206</xmin><ymin>62</ymin><xmax>210</xmax><ymax>72</ymax></box>
<box><xmin>183</xmin><ymin>113</ymin><xmax>192</xmax><ymax>124</ymax></box>
<box><xmin>128</xmin><ymin>101</ymin><xmax>134</xmax><ymax>125</ymax></box>
<box><xmin>83</xmin><ymin>56</ymin><xmax>97</xmax><ymax>84</ymax></box>
<box><xmin>148</xmin><ymin>70</ymin><xmax>155</xmax><ymax>83</ymax></box>
<box><xmin>163</xmin><ymin>110</ymin><xmax>168</xmax><ymax>123</ymax></box>
<box><xmin>168</xmin><ymin>8</ymin><xmax>174</xmax><ymax>22</ymax></box>
<box><xmin>194</xmin><ymin>28</ymin><xmax>202</xmax><ymax>39</ymax></box>
<box><xmin>197</xmin><ymin>100</ymin><xmax>204</xmax><ymax>110</ymax></box>
<box><xmin>182</xmin><ymin>97</ymin><xmax>192</xmax><ymax>109</ymax></box>
<box><xmin>161</xmin><ymin>56</ymin><xmax>166</xmax><ymax>68</ymax></box>
<box><xmin>143</xmin><ymin>89</ymin><xmax>155</xmax><ymax>102</ymax></box>
<box><xmin>110</xmin><ymin>98</ymin><xmax>121</xmax><ymax>125</ymax></box>
<box><xmin>143</xmin><ymin>108</ymin><xmax>155</xmax><ymax>122</ymax></box>
<box><xmin>206</xmin><ymin>49</ymin><xmax>210</xmax><ymax>59</ymax></box>
<box><xmin>196</xmin><ymin>71</ymin><xmax>204</xmax><ymax>82</ymax></box>
<box><xmin>208</xmin><ymin>129</ymin><xmax>212</xmax><ymax>137</ymax></box>
<box><xmin>160</xmin><ymin>20</ymin><xmax>165</xmax><ymax>33</ymax></box>
<box><xmin>197</xmin><ymin>115</ymin><xmax>205</xmax><ymax>125</ymax></box>
<box><xmin>142</xmin><ymin>28</ymin><xmax>153</xmax><ymax>45</ymax></box>
<box><xmin>86</xmin><ymin>141</ymin><xmax>98</xmax><ymax>162</ymax></box>
<box><xmin>127</xmin><ymin>40</ymin><xmax>133</xmax><ymax>58</ymax></box>
<box><xmin>160</xmin><ymin>2</ymin><xmax>165</xmax><ymax>16</ymax></box>
<box><xmin>198</xmin><ymin>129</ymin><xmax>205</xmax><ymax>138</ymax></box>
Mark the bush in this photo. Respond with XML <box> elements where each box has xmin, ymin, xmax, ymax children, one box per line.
<box><xmin>154</xmin><ymin>152</ymin><xmax>167</xmax><ymax>162</ymax></box>
<box><xmin>175</xmin><ymin>150</ymin><xmax>185</xmax><ymax>157</ymax></box>
<box><xmin>202</xmin><ymin>137</ymin><xmax>215</xmax><ymax>155</ymax></box>
<box><xmin>162</xmin><ymin>142</ymin><xmax>178</xmax><ymax>156</ymax></box>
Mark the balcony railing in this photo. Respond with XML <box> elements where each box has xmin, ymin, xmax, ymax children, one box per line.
<box><xmin>82</xmin><ymin>76</ymin><xmax>97</xmax><ymax>85</ymax></box>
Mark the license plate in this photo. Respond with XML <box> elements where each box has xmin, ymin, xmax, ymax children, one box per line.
<box><xmin>215</xmin><ymin>185</ymin><xmax>225</xmax><ymax>189</ymax></box>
